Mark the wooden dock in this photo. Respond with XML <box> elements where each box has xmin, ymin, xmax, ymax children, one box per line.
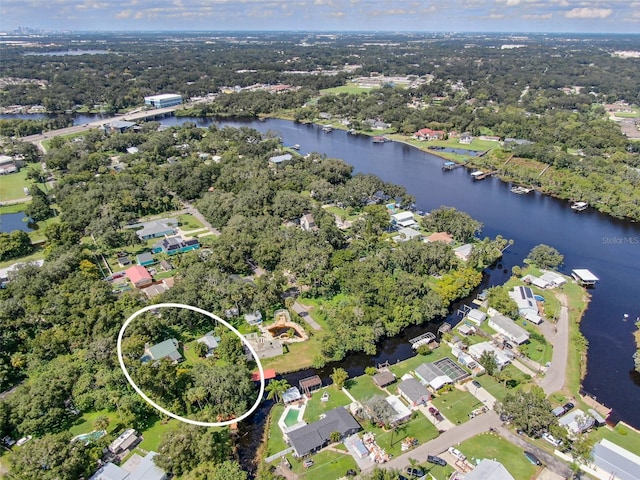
<box><xmin>409</xmin><ymin>332</ymin><xmax>436</xmax><ymax>349</ymax></box>
<box><xmin>472</xmin><ymin>170</ymin><xmax>498</xmax><ymax>180</ymax></box>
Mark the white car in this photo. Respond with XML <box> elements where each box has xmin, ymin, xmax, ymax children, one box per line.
<box><xmin>448</xmin><ymin>446</ymin><xmax>466</xmax><ymax>460</ymax></box>
<box><xmin>542</xmin><ymin>432</ymin><xmax>562</xmax><ymax>447</ymax></box>
<box><xmin>16</xmin><ymin>436</ymin><xmax>32</xmax><ymax>447</ymax></box>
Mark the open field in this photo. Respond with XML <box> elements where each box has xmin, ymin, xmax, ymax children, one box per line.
<box><xmin>431</xmin><ymin>387</ymin><xmax>484</xmax><ymax>425</ymax></box>
<box><xmin>320</xmin><ymin>84</ymin><xmax>373</xmax><ymax>95</ymax></box>
<box><xmin>0</xmin><ymin>170</ymin><xmax>31</xmax><ymax>202</ymax></box>
<box><xmin>458</xmin><ymin>432</ymin><xmax>538</xmax><ymax>479</ymax></box>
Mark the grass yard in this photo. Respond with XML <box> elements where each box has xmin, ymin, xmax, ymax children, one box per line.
<box><xmin>0</xmin><ymin>169</ymin><xmax>31</xmax><ymax>202</ymax></box>
<box><xmin>0</xmin><ymin>246</ymin><xmax>45</xmax><ymax>269</ymax></box>
<box><xmin>303</xmin><ymin>387</ymin><xmax>351</xmax><ymax>423</ymax></box>
<box><xmin>265</xmin><ymin>403</ymin><xmax>288</xmax><ymax>456</ymax></box>
<box><xmin>346</xmin><ymin>375</ymin><xmax>386</xmax><ymax>402</ymax></box>
<box><xmin>368</xmin><ymin>414</ymin><xmax>440</xmax><ymax>458</ymax></box>
<box><xmin>69</xmin><ymin>409</ymin><xmax>120</xmax><ymax>437</ymax></box>
<box><xmin>288</xmin><ymin>450</ymin><xmax>359</xmax><ymax>479</ymax></box>
<box><xmin>589</xmin><ymin>422</ymin><xmax>640</xmax><ymax>455</ymax></box>
<box><xmin>458</xmin><ymin>432</ymin><xmax>538</xmax><ymax>479</ymax></box>
<box><xmin>421</xmin><ymin>462</ymin><xmax>457</xmax><ymax>480</ymax></box>
<box><xmin>177</xmin><ymin>213</ymin><xmax>204</xmax><ymax>230</ymax></box>
<box><xmin>320</xmin><ymin>84</ymin><xmax>372</xmax><ymax>95</ymax></box>
<box><xmin>137</xmin><ymin>417</ymin><xmax>180</xmax><ymax>452</ymax></box>
<box><xmin>431</xmin><ymin>387</ymin><xmax>484</xmax><ymax>425</ymax></box>
<box><xmin>261</xmin><ymin>337</ymin><xmax>323</xmax><ymax>373</ymax></box>
<box><xmin>323</xmin><ymin>205</ymin><xmax>362</xmax><ymax>221</ymax></box>
<box><xmin>389</xmin><ymin>346</ymin><xmax>452</xmax><ymax>379</ymax></box>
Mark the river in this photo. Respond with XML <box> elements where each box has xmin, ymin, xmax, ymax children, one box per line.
<box><xmin>3</xmin><ymin>112</ymin><xmax>640</xmax><ymax>466</ymax></box>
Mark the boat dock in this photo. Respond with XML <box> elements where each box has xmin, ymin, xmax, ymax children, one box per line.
<box><xmin>409</xmin><ymin>332</ymin><xmax>436</xmax><ymax>349</ymax></box>
<box><xmin>471</xmin><ymin>170</ymin><xmax>498</xmax><ymax>180</ymax></box>
<box><xmin>442</xmin><ymin>161</ymin><xmax>462</xmax><ymax>170</ymax></box>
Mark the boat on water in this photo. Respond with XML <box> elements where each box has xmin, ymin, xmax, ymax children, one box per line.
<box><xmin>511</xmin><ymin>186</ymin><xmax>533</xmax><ymax>194</ymax></box>
<box><xmin>571</xmin><ymin>201</ymin><xmax>588</xmax><ymax>211</ymax></box>
<box><xmin>347</xmin><ymin>128</ymin><xmax>357</xmax><ymax>135</ymax></box>
<box><xmin>292</xmin><ymin>144</ymin><xmax>300</xmax><ymax>150</ymax></box>
<box><xmin>322</xmin><ymin>124</ymin><xmax>333</xmax><ymax>133</ymax></box>
<box><xmin>470</xmin><ymin>170</ymin><xmax>484</xmax><ymax>179</ymax></box>
<box><xmin>372</xmin><ymin>136</ymin><xmax>386</xmax><ymax>143</ymax></box>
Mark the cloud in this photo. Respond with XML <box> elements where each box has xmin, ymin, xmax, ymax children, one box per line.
<box><xmin>115</xmin><ymin>9</ymin><xmax>132</xmax><ymax>18</ymax></box>
<box><xmin>522</xmin><ymin>13</ymin><xmax>552</xmax><ymax>19</ymax></box>
<box><xmin>481</xmin><ymin>12</ymin><xmax>505</xmax><ymax>18</ymax></box>
<box><xmin>565</xmin><ymin>8</ymin><xmax>612</xmax><ymax>19</ymax></box>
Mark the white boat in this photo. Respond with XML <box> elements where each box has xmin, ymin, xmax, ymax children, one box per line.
<box><xmin>322</xmin><ymin>124</ymin><xmax>333</xmax><ymax>133</ymax></box>
<box><xmin>292</xmin><ymin>144</ymin><xmax>300</xmax><ymax>150</ymax></box>
<box><xmin>571</xmin><ymin>201</ymin><xmax>588</xmax><ymax>211</ymax></box>
<box><xmin>470</xmin><ymin>170</ymin><xmax>484</xmax><ymax>178</ymax></box>
<box><xmin>511</xmin><ymin>186</ymin><xmax>532</xmax><ymax>194</ymax></box>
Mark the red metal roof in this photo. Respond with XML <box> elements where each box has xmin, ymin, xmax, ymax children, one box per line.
<box><xmin>252</xmin><ymin>369</ymin><xmax>276</xmax><ymax>381</ymax></box>
<box><xmin>125</xmin><ymin>265</ymin><xmax>152</xmax><ymax>285</ymax></box>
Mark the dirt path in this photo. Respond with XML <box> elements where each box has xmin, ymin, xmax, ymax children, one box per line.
<box><xmin>538</xmin><ymin>292</ymin><xmax>569</xmax><ymax>394</ymax></box>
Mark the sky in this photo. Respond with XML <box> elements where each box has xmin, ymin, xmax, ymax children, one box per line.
<box><xmin>1</xmin><ymin>0</ymin><xmax>639</xmax><ymax>34</ymax></box>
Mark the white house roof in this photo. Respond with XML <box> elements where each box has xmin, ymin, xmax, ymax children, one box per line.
<box><xmin>391</xmin><ymin>211</ymin><xmax>415</xmax><ymax>222</ymax></box>
<box><xmin>592</xmin><ymin>439</ymin><xmax>640</xmax><ymax>480</ymax></box>
<box><xmin>488</xmin><ymin>314</ymin><xmax>530</xmax><ymax>344</ymax></box>
<box><xmin>466</xmin><ymin>309</ymin><xmax>487</xmax><ymax>324</ymax></box>
<box><xmin>509</xmin><ymin>286</ymin><xmax>538</xmax><ymax>315</ymax></box>
<box><xmin>468</xmin><ymin>342</ymin><xmax>512</xmax><ymax>367</ymax></box>
<box><xmin>385</xmin><ymin>395</ymin><xmax>412</xmax><ymax>424</ymax></box>
<box><xmin>123</xmin><ymin>452</ymin><xmax>166</xmax><ymax>480</ymax></box>
<box><xmin>559</xmin><ymin>409</ymin><xmax>595</xmax><ymax>435</ymax></box>
<box><xmin>572</xmin><ymin>269</ymin><xmax>599</xmax><ymax>282</ymax></box>
<box><xmin>522</xmin><ymin>274</ymin><xmax>550</xmax><ymax>289</ymax></box>
<box><xmin>269</xmin><ymin>153</ymin><xmax>293</xmax><ymax>164</ymax></box>
<box><xmin>540</xmin><ymin>271</ymin><xmax>567</xmax><ymax>286</ymax></box>
<box><xmin>525</xmin><ymin>312</ymin><xmax>543</xmax><ymax>324</ymax></box>
<box><xmin>393</xmin><ymin>227</ymin><xmax>422</xmax><ymax>242</ymax></box>
<box><xmin>454</xmin><ymin>243</ymin><xmax>473</xmax><ymax>258</ymax></box>
<box><xmin>464</xmin><ymin>459</ymin><xmax>515</xmax><ymax>480</ymax></box>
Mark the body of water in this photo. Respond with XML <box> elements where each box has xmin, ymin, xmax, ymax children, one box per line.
<box><xmin>0</xmin><ymin>212</ymin><xmax>32</xmax><ymax>233</ymax></box>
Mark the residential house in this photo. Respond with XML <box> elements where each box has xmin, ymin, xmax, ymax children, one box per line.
<box><xmin>152</xmin><ymin>236</ymin><xmax>200</xmax><ymax>255</ymax></box>
<box><xmin>103</xmin><ymin>120</ymin><xmax>136</xmax><ymax>134</ymax></box>
<box><xmin>509</xmin><ymin>286</ymin><xmax>539</xmax><ymax>317</ymax></box>
<box><xmin>0</xmin><ymin>155</ymin><xmax>18</xmax><ymax>175</ymax></box>
<box><xmin>244</xmin><ymin>332</ymin><xmax>283</xmax><ymax>359</ymax></box>
<box><xmin>488</xmin><ymin>314</ymin><xmax>530</xmax><ymax>345</ymax></box>
<box><xmin>90</xmin><ymin>451</ymin><xmax>166</xmax><ymax>480</ymax></box>
<box><xmin>269</xmin><ymin>153</ymin><xmax>293</xmax><ymax>164</ymax></box>
<box><xmin>454</xmin><ymin>243</ymin><xmax>473</xmax><ymax>261</ymax></box>
<box><xmin>539</xmin><ymin>271</ymin><xmax>567</xmax><ymax>287</ymax></box>
<box><xmin>300</xmin><ymin>214</ymin><xmax>317</xmax><ymax>232</ymax></box>
<box><xmin>390</xmin><ymin>211</ymin><xmax>416</xmax><ymax>228</ymax></box>
<box><xmin>414</xmin><ymin>363</ymin><xmax>452</xmax><ymax>391</ymax></box>
<box><xmin>464</xmin><ymin>459</ymin><xmax>515</xmax><ymax>480</ymax></box>
<box><xmin>125</xmin><ymin>265</ymin><xmax>153</xmax><ymax>289</ymax></box>
<box><xmin>559</xmin><ymin>410</ymin><xmax>595</xmax><ymax>436</ymax></box>
<box><xmin>385</xmin><ymin>395</ymin><xmax>412</xmax><ymax>425</ymax></box>
<box><xmin>141</xmin><ymin>280</ymin><xmax>171</xmax><ymax>299</ymax></box>
<box><xmin>468</xmin><ymin>342</ymin><xmax>512</xmax><ymax>371</ymax></box>
<box><xmin>299</xmin><ymin>375</ymin><xmax>323</xmax><ymax>396</ymax></box>
<box><xmin>415</xmin><ymin>128</ymin><xmax>445</xmax><ymax>141</ymax></box>
<box><xmin>136</xmin><ymin>252</ymin><xmax>154</xmax><ymax>267</ymax></box>
<box><xmin>134</xmin><ymin>218</ymin><xmax>178</xmax><ymax>241</ymax></box>
<box><xmin>522</xmin><ymin>274</ymin><xmax>551</xmax><ymax>290</ymax></box>
<box><xmin>592</xmin><ymin>439</ymin><xmax>640</xmax><ymax>480</ymax></box>
<box><xmin>141</xmin><ymin>338</ymin><xmax>182</xmax><ymax>364</ymax></box>
<box><xmin>366</xmin><ymin>119</ymin><xmax>390</xmax><ymax>130</ymax></box>
<box><xmin>108</xmin><ymin>429</ymin><xmax>140</xmax><ymax>454</ymax></box>
<box><xmin>425</xmin><ymin>232</ymin><xmax>454</xmax><ymax>244</ymax></box>
<box><xmin>244</xmin><ymin>311</ymin><xmax>263</xmax><ymax>325</ymax></box>
<box><xmin>287</xmin><ymin>407</ymin><xmax>361</xmax><ymax>457</ymax></box>
<box><xmin>465</xmin><ymin>309</ymin><xmax>487</xmax><ymax>325</ymax></box>
<box><xmin>397</xmin><ymin>378</ymin><xmax>431</xmax><ymax>407</ymax></box>
<box><xmin>459</xmin><ymin>133</ymin><xmax>473</xmax><ymax>145</ymax></box>
<box><xmin>393</xmin><ymin>227</ymin><xmax>422</xmax><ymax>243</ymax></box>
<box><xmin>117</xmin><ymin>256</ymin><xmax>131</xmax><ymax>267</ymax></box>
<box><xmin>372</xmin><ymin>371</ymin><xmax>396</xmax><ymax>388</ymax></box>
<box><xmin>194</xmin><ymin>332</ymin><xmax>219</xmax><ymax>358</ymax></box>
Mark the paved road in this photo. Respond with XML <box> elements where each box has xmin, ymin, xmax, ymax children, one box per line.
<box><xmin>373</xmin><ymin>411</ymin><xmax>500</xmax><ymax>473</ymax></box>
<box><xmin>539</xmin><ymin>292</ymin><xmax>569</xmax><ymax>394</ymax></box>
<box><xmin>291</xmin><ymin>301</ymin><xmax>322</xmax><ymax>331</ymax></box>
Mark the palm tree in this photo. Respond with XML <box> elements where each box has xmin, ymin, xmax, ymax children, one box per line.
<box><xmin>265</xmin><ymin>379</ymin><xmax>291</xmax><ymax>403</ymax></box>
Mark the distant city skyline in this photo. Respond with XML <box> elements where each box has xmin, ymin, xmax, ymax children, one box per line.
<box><xmin>1</xmin><ymin>0</ymin><xmax>639</xmax><ymax>34</ymax></box>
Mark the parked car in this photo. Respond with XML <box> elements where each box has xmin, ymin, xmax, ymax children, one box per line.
<box><xmin>405</xmin><ymin>467</ymin><xmax>425</xmax><ymax>477</ymax></box>
<box><xmin>428</xmin><ymin>406</ymin><xmax>439</xmax><ymax>416</ymax></box>
<box><xmin>427</xmin><ymin>455</ymin><xmax>447</xmax><ymax>466</ymax></box>
<box><xmin>448</xmin><ymin>446</ymin><xmax>466</xmax><ymax>460</ymax></box>
<box><xmin>303</xmin><ymin>459</ymin><xmax>314</xmax><ymax>468</ymax></box>
<box><xmin>542</xmin><ymin>432</ymin><xmax>563</xmax><ymax>447</ymax></box>
<box><xmin>524</xmin><ymin>451</ymin><xmax>542</xmax><ymax>466</ymax></box>
<box><xmin>471</xmin><ymin>380</ymin><xmax>481</xmax><ymax>388</ymax></box>
<box><xmin>563</xmin><ymin>402</ymin><xmax>575</xmax><ymax>412</ymax></box>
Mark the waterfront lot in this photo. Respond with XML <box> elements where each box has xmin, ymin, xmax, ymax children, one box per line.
<box><xmin>0</xmin><ymin>169</ymin><xmax>31</xmax><ymax>202</ymax></box>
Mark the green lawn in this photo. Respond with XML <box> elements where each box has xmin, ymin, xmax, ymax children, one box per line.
<box><xmin>69</xmin><ymin>409</ymin><xmax>120</xmax><ymax>437</ymax></box>
<box><xmin>389</xmin><ymin>347</ymin><xmax>452</xmax><ymax>379</ymax></box>
<box><xmin>323</xmin><ymin>205</ymin><xmax>362</xmax><ymax>221</ymax></box>
<box><xmin>368</xmin><ymin>414</ymin><xmax>440</xmax><ymax>458</ymax></box>
<box><xmin>265</xmin><ymin>403</ymin><xmax>288</xmax><ymax>456</ymax></box>
<box><xmin>431</xmin><ymin>388</ymin><xmax>484</xmax><ymax>425</ymax></box>
<box><xmin>137</xmin><ymin>417</ymin><xmax>180</xmax><ymax>452</ymax></box>
<box><xmin>0</xmin><ymin>246</ymin><xmax>45</xmax><ymax>269</ymax></box>
<box><xmin>458</xmin><ymin>432</ymin><xmax>538</xmax><ymax>479</ymax></box>
<box><xmin>0</xmin><ymin>169</ymin><xmax>32</xmax><ymax>202</ymax></box>
<box><xmin>421</xmin><ymin>462</ymin><xmax>457</xmax><ymax>480</ymax></box>
<box><xmin>346</xmin><ymin>375</ymin><xmax>386</xmax><ymax>402</ymax></box>
<box><xmin>303</xmin><ymin>387</ymin><xmax>351</xmax><ymax>423</ymax></box>
<box><xmin>177</xmin><ymin>213</ymin><xmax>204</xmax><ymax>230</ymax></box>
<box><xmin>261</xmin><ymin>337</ymin><xmax>323</xmax><ymax>373</ymax></box>
<box><xmin>589</xmin><ymin>423</ymin><xmax>640</xmax><ymax>455</ymax></box>
<box><xmin>319</xmin><ymin>84</ymin><xmax>372</xmax><ymax>95</ymax></box>
<box><xmin>288</xmin><ymin>450</ymin><xmax>359</xmax><ymax>479</ymax></box>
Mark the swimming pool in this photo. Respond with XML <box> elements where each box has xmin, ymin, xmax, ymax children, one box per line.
<box><xmin>534</xmin><ymin>295</ymin><xmax>545</xmax><ymax>302</ymax></box>
<box><xmin>72</xmin><ymin>429</ymin><xmax>106</xmax><ymax>445</ymax></box>
<box><xmin>284</xmin><ymin>407</ymin><xmax>301</xmax><ymax>427</ymax></box>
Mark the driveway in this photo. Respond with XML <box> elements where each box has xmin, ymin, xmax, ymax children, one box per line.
<box><xmin>538</xmin><ymin>292</ymin><xmax>569</xmax><ymax>394</ymax></box>
<box><xmin>291</xmin><ymin>301</ymin><xmax>321</xmax><ymax>331</ymax></box>
<box><xmin>464</xmin><ymin>383</ymin><xmax>497</xmax><ymax>410</ymax></box>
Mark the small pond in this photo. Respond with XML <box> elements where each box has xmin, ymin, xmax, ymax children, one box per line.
<box><xmin>0</xmin><ymin>212</ymin><xmax>34</xmax><ymax>233</ymax></box>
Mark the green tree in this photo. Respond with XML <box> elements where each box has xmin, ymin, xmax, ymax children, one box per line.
<box><xmin>331</xmin><ymin>367</ymin><xmax>349</xmax><ymax>389</ymax></box>
<box><xmin>496</xmin><ymin>387</ymin><xmax>556</xmax><ymax>436</ymax></box>
<box><xmin>25</xmin><ymin>185</ymin><xmax>53</xmax><ymax>222</ymax></box>
<box><xmin>527</xmin><ymin>244</ymin><xmax>564</xmax><ymax>269</ymax></box>
<box><xmin>265</xmin><ymin>379</ymin><xmax>291</xmax><ymax>404</ymax></box>
<box><xmin>478</xmin><ymin>350</ymin><xmax>498</xmax><ymax>376</ymax></box>
<box><xmin>421</xmin><ymin>206</ymin><xmax>482</xmax><ymax>242</ymax></box>
<box><xmin>182</xmin><ymin>460</ymin><xmax>248</xmax><ymax>480</ymax></box>
<box><xmin>487</xmin><ymin>286</ymin><xmax>519</xmax><ymax>318</ymax></box>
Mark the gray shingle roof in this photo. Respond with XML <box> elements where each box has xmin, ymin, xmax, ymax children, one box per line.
<box><xmin>397</xmin><ymin>378</ymin><xmax>430</xmax><ymax>403</ymax></box>
<box><xmin>288</xmin><ymin>407</ymin><xmax>360</xmax><ymax>456</ymax></box>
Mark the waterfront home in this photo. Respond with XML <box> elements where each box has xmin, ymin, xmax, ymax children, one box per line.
<box><xmin>372</xmin><ymin>371</ymin><xmax>396</xmax><ymax>388</ymax></box>
<box><xmin>459</xmin><ymin>133</ymin><xmax>473</xmax><ymax>145</ymax></box>
<box><xmin>508</xmin><ymin>286</ymin><xmax>539</xmax><ymax>317</ymax></box>
<box><xmin>269</xmin><ymin>153</ymin><xmax>293</xmax><ymax>164</ymax></box>
<box><xmin>244</xmin><ymin>332</ymin><xmax>283</xmax><ymax>359</ymax></box>
<box><xmin>522</xmin><ymin>274</ymin><xmax>551</xmax><ymax>290</ymax></box>
<box><xmin>488</xmin><ymin>314</ymin><xmax>530</xmax><ymax>345</ymax></box>
<box><xmin>397</xmin><ymin>378</ymin><xmax>431</xmax><ymax>407</ymax></box>
<box><xmin>393</xmin><ymin>227</ymin><xmax>422</xmax><ymax>243</ymax></box>
<box><xmin>414</xmin><ymin>128</ymin><xmax>445</xmax><ymax>141</ymax></box>
<box><xmin>465</xmin><ymin>309</ymin><xmax>487</xmax><ymax>325</ymax></box>
<box><xmin>468</xmin><ymin>342</ymin><xmax>512</xmax><ymax>371</ymax></box>
<box><xmin>539</xmin><ymin>270</ymin><xmax>567</xmax><ymax>288</ymax></box>
<box><xmin>390</xmin><ymin>211</ymin><xmax>417</xmax><ymax>228</ymax></box>
<box><xmin>141</xmin><ymin>338</ymin><xmax>182</xmax><ymax>364</ymax></box>
<box><xmin>414</xmin><ymin>363</ymin><xmax>453</xmax><ymax>391</ymax></box>
<box><xmin>454</xmin><ymin>243</ymin><xmax>473</xmax><ymax>261</ymax></box>
<box><xmin>425</xmin><ymin>232</ymin><xmax>454</xmax><ymax>245</ymax></box>
<box><xmin>559</xmin><ymin>410</ymin><xmax>595</xmax><ymax>436</ymax></box>
<box><xmin>286</xmin><ymin>407</ymin><xmax>361</xmax><ymax>457</ymax></box>
<box><xmin>591</xmin><ymin>439</ymin><xmax>640</xmax><ymax>480</ymax></box>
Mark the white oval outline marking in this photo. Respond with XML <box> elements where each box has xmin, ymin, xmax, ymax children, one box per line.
<box><xmin>117</xmin><ymin>302</ymin><xmax>265</xmax><ymax>427</ymax></box>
